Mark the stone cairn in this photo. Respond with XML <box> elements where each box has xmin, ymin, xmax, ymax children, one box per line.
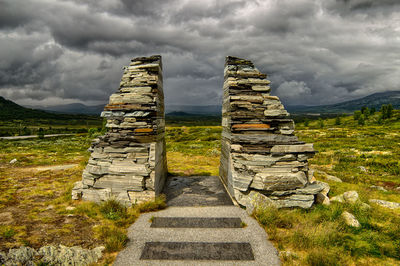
<box><xmin>72</xmin><ymin>55</ymin><xmax>167</xmax><ymax>205</ymax></box>
<box><xmin>220</xmin><ymin>56</ymin><xmax>323</xmax><ymax>208</ymax></box>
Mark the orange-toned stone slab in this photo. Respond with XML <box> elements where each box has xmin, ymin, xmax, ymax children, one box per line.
<box><xmin>135</xmin><ymin>128</ymin><xmax>153</xmax><ymax>133</ymax></box>
<box><xmin>232</xmin><ymin>124</ymin><xmax>270</xmax><ymax>129</ymax></box>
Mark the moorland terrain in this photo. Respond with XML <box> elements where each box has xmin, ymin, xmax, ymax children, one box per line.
<box><xmin>0</xmin><ymin>97</ymin><xmax>399</xmax><ymax>265</ymax></box>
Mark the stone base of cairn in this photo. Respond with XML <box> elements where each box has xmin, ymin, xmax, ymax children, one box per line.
<box><xmin>72</xmin><ymin>55</ymin><xmax>167</xmax><ymax>205</ymax></box>
<box><xmin>220</xmin><ymin>56</ymin><xmax>323</xmax><ymax>208</ymax></box>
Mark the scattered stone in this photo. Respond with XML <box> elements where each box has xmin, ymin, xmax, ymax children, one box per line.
<box><xmin>370</xmin><ymin>185</ymin><xmax>387</xmax><ymax>192</ymax></box>
<box><xmin>244</xmin><ymin>191</ymin><xmax>276</xmax><ymax>215</ymax></box>
<box><xmin>369</xmin><ymin>199</ymin><xmax>400</xmax><ymax>209</ymax></box>
<box><xmin>2</xmin><ymin>244</ymin><xmax>104</xmax><ymax>265</ymax></box>
<box><xmin>46</xmin><ymin>204</ymin><xmax>55</xmax><ymax>210</ymax></box>
<box><xmin>316</xmin><ymin>181</ymin><xmax>330</xmax><ymax>196</ymax></box>
<box><xmin>330</xmin><ymin>194</ymin><xmax>344</xmax><ymax>203</ymax></box>
<box><xmin>6</xmin><ymin>246</ymin><xmax>38</xmax><ymax>265</ymax></box>
<box><xmin>343</xmin><ymin>191</ymin><xmax>359</xmax><ymax>203</ymax></box>
<box><xmin>325</xmin><ymin>174</ymin><xmax>342</xmax><ymax>183</ymax></box>
<box><xmin>66</xmin><ymin>206</ymin><xmax>76</xmax><ymax>211</ymax></box>
<box><xmin>316</xmin><ymin>192</ymin><xmax>330</xmax><ymax>205</ymax></box>
<box><xmin>360</xmin><ymin>202</ymin><xmax>371</xmax><ymax>209</ymax></box>
<box><xmin>220</xmin><ymin>56</ymin><xmax>319</xmax><ymax>209</ymax></box>
<box><xmin>9</xmin><ymin>158</ymin><xmax>17</xmax><ymax>164</ymax></box>
<box><xmin>358</xmin><ymin>166</ymin><xmax>367</xmax><ymax>172</ymax></box>
<box><xmin>341</xmin><ymin>211</ymin><xmax>360</xmax><ymax>227</ymax></box>
<box><xmin>0</xmin><ymin>251</ymin><xmax>7</xmax><ymax>265</ymax></box>
<box><xmin>73</xmin><ymin>55</ymin><xmax>167</xmax><ymax>205</ymax></box>
<box><xmin>396</xmin><ymin>187</ymin><xmax>400</xmax><ymax>191</ymax></box>
<box><xmin>38</xmin><ymin>245</ymin><xmax>105</xmax><ymax>266</ymax></box>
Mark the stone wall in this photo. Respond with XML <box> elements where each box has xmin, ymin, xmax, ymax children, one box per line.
<box><xmin>72</xmin><ymin>55</ymin><xmax>167</xmax><ymax>205</ymax></box>
<box><xmin>220</xmin><ymin>56</ymin><xmax>323</xmax><ymax>208</ymax></box>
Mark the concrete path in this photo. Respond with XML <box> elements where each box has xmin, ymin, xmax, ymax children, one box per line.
<box><xmin>114</xmin><ymin>176</ymin><xmax>280</xmax><ymax>265</ymax></box>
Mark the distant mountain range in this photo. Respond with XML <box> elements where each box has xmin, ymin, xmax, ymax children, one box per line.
<box><xmin>12</xmin><ymin>90</ymin><xmax>400</xmax><ymax>117</ymax></box>
<box><xmin>285</xmin><ymin>91</ymin><xmax>400</xmax><ymax>114</ymax></box>
<box><xmin>166</xmin><ymin>104</ymin><xmax>222</xmax><ymax>115</ymax></box>
<box><xmin>25</xmin><ymin>103</ymin><xmax>106</xmax><ymax>115</ymax></box>
<box><xmin>0</xmin><ymin>96</ymin><xmax>99</xmax><ymax>121</ymax></box>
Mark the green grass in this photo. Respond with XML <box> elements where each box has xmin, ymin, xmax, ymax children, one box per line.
<box><xmin>253</xmin><ymin>109</ymin><xmax>400</xmax><ymax>265</ymax></box>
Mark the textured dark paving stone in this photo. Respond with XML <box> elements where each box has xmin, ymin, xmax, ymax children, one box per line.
<box><xmin>150</xmin><ymin>217</ymin><xmax>243</xmax><ymax>228</ymax></box>
<box><xmin>163</xmin><ymin>176</ymin><xmax>233</xmax><ymax>206</ymax></box>
<box><xmin>140</xmin><ymin>242</ymin><xmax>255</xmax><ymax>260</ymax></box>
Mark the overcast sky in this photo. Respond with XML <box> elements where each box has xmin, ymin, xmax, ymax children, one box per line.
<box><xmin>0</xmin><ymin>0</ymin><xmax>399</xmax><ymax>107</ymax></box>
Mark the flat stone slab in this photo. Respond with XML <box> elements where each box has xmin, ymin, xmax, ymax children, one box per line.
<box><xmin>140</xmin><ymin>242</ymin><xmax>254</xmax><ymax>260</ymax></box>
<box><xmin>163</xmin><ymin>176</ymin><xmax>233</xmax><ymax>206</ymax></box>
<box><xmin>114</xmin><ymin>206</ymin><xmax>280</xmax><ymax>265</ymax></box>
<box><xmin>151</xmin><ymin>217</ymin><xmax>243</xmax><ymax>228</ymax></box>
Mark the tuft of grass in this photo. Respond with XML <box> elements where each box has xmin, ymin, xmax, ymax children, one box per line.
<box><xmin>1</xmin><ymin>226</ymin><xmax>17</xmax><ymax>239</ymax></box>
<box><xmin>135</xmin><ymin>195</ymin><xmax>167</xmax><ymax>213</ymax></box>
<box><xmin>306</xmin><ymin>248</ymin><xmax>344</xmax><ymax>266</ymax></box>
<box><xmin>240</xmin><ymin>221</ymin><xmax>247</xmax><ymax>228</ymax></box>
<box><xmin>95</xmin><ymin>225</ymin><xmax>128</xmax><ymax>252</ymax></box>
<box><xmin>100</xmin><ymin>199</ymin><xmax>127</xmax><ymax>221</ymax></box>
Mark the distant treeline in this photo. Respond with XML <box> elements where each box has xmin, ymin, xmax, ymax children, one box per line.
<box><xmin>166</xmin><ymin>114</ymin><xmax>221</xmax><ymax>126</ymax></box>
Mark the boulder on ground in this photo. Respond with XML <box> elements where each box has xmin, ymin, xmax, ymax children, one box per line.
<box><xmin>325</xmin><ymin>174</ymin><xmax>342</xmax><ymax>183</ymax></box>
<box><xmin>341</xmin><ymin>211</ymin><xmax>360</xmax><ymax>227</ymax></box>
<box><xmin>244</xmin><ymin>191</ymin><xmax>276</xmax><ymax>215</ymax></box>
<box><xmin>369</xmin><ymin>199</ymin><xmax>400</xmax><ymax>209</ymax></box>
<box><xmin>343</xmin><ymin>191</ymin><xmax>359</xmax><ymax>203</ymax></box>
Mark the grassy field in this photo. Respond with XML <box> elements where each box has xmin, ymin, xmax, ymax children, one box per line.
<box><xmin>0</xmin><ymin>109</ymin><xmax>399</xmax><ymax>265</ymax></box>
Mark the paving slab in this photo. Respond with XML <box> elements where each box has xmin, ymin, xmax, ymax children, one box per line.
<box><xmin>150</xmin><ymin>217</ymin><xmax>243</xmax><ymax>228</ymax></box>
<box><xmin>114</xmin><ymin>206</ymin><xmax>281</xmax><ymax>266</ymax></box>
<box><xmin>163</xmin><ymin>176</ymin><xmax>234</xmax><ymax>206</ymax></box>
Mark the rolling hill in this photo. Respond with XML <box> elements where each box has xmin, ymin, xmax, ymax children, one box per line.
<box><xmin>0</xmin><ymin>96</ymin><xmax>100</xmax><ymax>121</ymax></box>
<box><xmin>286</xmin><ymin>91</ymin><xmax>400</xmax><ymax>114</ymax></box>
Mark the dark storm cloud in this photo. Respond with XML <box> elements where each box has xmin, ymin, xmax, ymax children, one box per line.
<box><xmin>0</xmin><ymin>0</ymin><xmax>399</xmax><ymax>107</ymax></box>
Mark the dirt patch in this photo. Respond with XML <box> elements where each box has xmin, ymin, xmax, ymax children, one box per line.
<box><xmin>0</xmin><ymin>212</ymin><xmax>13</xmax><ymax>225</ymax></box>
<box><xmin>30</xmin><ymin>164</ymin><xmax>78</xmax><ymax>171</ymax></box>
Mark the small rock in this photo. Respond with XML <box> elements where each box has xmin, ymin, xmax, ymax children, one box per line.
<box><xmin>343</xmin><ymin>191</ymin><xmax>359</xmax><ymax>203</ymax></box>
<box><xmin>7</xmin><ymin>246</ymin><xmax>38</xmax><ymax>265</ymax></box>
<box><xmin>0</xmin><ymin>252</ymin><xmax>7</xmax><ymax>265</ymax></box>
<box><xmin>316</xmin><ymin>181</ymin><xmax>330</xmax><ymax>196</ymax></box>
<box><xmin>360</xmin><ymin>202</ymin><xmax>371</xmax><ymax>209</ymax></box>
<box><xmin>330</xmin><ymin>194</ymin><xmax>344</xmax><ymax>203</ymax></box>
<box><xmin>342</xmin><ymin>211</ymin><xmax>360</xmax><ymax>227</ymax></box>
<box><xmin>316</xmin><ymin>192</ymin><xmax>330</xmax><ymax>205</ymax></box>
<box><xmin>46</xmin><ymin>205</ymin><xmax>55</xmax><ymax>210</ymax></box>
<box><xmin>9</xmin><ymin>158</ymin><xmax>17</xmax><ymax>164</ymax></box>
<box><xmin>244</xmin><ymin>191</ymin><xmax>276</xmax><ymax>215</ymax></box>
<box><xmin>395</xmin><ymin>187</ymin><xmax>400</xmax><ymax>191</ymax></box>
<box><xmin>369</xmin><ymin>199</ymin><xmax>400</xmax><ymax>209</ymax></box>
<box><xmin>370</xmin><ymin>185</ymin><xmax>387</xmax><ymax>192</ymax></box>
<box><xmin>66</xmin><ymin>206</ymin><xmax>76</xmax><ymax>211</ymax></box>
<box><xmin>39</xmin><ymin>244</ymin><xmax>104</xmax><ymax>265</ymax></box>
<box><xmin>325</xmin><ymin>174</ymin><xmax>342</xmax><ymax>183</ymax></box>
<box><xmin>358</xmin><ymin>166</ymin><xmax>367</xmax><ymax>172</ymax></box>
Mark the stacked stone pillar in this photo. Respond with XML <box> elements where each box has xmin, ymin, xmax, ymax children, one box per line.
<box><xmin>220</xmin><ymin>56</ymin><xmax>323</xmax><ymax>208</ymax></box>
<box><xmin>72</xmin><ymin>55</ymin><xmax>167</xmax><ymax>205</ymax></box>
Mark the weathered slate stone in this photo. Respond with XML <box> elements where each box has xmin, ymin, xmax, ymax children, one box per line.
<box><xmin>271</xmin><ymin>144</ymin><xmax>315</xmax><ymax>153</ymax></box>
<box><xmin>220</xmin><ymin>56</ymin><xmax>318</xmax><ymax>209</ymax></box>
<box><xmin>73</xmin><ymin>55</ymin><xmax>167</xmax><ymax>205</ymax></box>
<box><xmin>251</xmin><ymin>172</ymin><xmax>308</xmax><ymax>191</ymax></box>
